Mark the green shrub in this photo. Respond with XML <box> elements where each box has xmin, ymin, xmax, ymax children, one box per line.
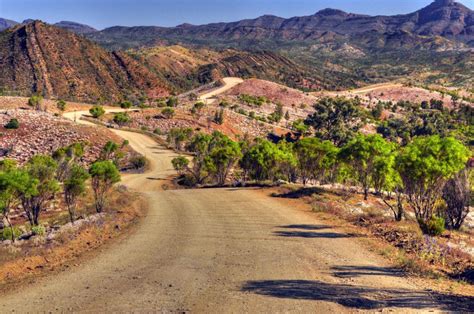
<box><xmin>4</xmin><ymin>118</ymin><xmax>19</xmax><ymax>129</ymax></box>
<box><xmin>89</xmin><ymin>106</ymin><xmax>105</xmax><ymax>118</ymax></box>
<box><xmin>1</xmin><ymin>226</ymin><xmax>22</xmax><ymax>241</ymax></box>
<box><xmin>419</xmin><ymin>216</ymin><xmax>445</xmax><ymax>236</ymax></box>
<box><xmin>31</xmin><ymin>224</ymin><xmax>46</xmax><ymax>236</ymax></box>
<box><xmin>153</xmin><ymin>128</ymin><xmax>163</xmax><ymax>135</ymax></box>
<box><xmin>120</xmin><ymin>101</ymin><xmax>132</xmax><ymax>109</ymax></box>
<box><xmin>130</xmin><ymin>156</ymin><xmax>147</xmax><ymax>169</ymax></box>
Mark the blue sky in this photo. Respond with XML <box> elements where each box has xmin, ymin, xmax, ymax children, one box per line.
<box><xmin>1</xmin><ymin>0</ymin><xmax>473</xmax><ymax>30</ymax></box>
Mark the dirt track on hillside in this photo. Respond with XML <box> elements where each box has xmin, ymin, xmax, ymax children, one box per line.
<box><xmin>0</xmin><ymin>90</ymin><xmax>471</xmax><ymax>312</ymax></box>
<box><xmin>199</xmin><ymin>77</ymin><xmax>244</xmax><ymax>104</ymax></box>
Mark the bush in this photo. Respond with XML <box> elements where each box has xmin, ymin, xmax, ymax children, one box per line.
<box><xmin>130</xmin><ymin>156</ymin><xmax>146</xmax><ymax>169</ymax></box>
<box><xmin>1</xmin><ymin>226</ymin><xmax>22</xmax><ymax>241</ymax></box>
<box><xmin>4</xmin><ymin>118</ymin><xmax>19</xmax><ymax>129</ymax></box>
<box><xmin>153</xmin><ymin>128</ymin><xmax>163</xmax><ymax>135</ymax></box>
<box><xmin>31</xmin><ymin>224</ymin><xmax>46</xmax><ymax>236</ymax></box>
<box><xmin>120</xmin><ymin>101</ymin><xmax>132</xmax><ymax>109</ymax></box>
<box><xmin>113</xmin><ymin>112</ymin><xmax>130</xmax><ymax>125</ymax></box>
<box><xmin>56</xmin><ymin>99</ymin><xmax>66</xmax><ymax>111</ymax></box>
<box><xmin>419</xmin><ymin>216</ymin><xmax>445</xmax><ymax>236</ymax></box>
<box><xmin>162</xmin><ymin>107</ymin><xmax>175</xmax><ymax>119</ymax></box>
<box><xmin>89</xmin><ymin>106</ymin><xmax>105</xmax><ymax>118</ymax></box>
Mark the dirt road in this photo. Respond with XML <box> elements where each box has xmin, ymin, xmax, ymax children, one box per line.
<box><xmin>0</xmin><ymin>109</ymin><xmax>469</xmax><ymax>312</ymax></box>
<box><xmin>199</xmin><ymin>77</ymin><xmax>243</xmax><ymax>104</ymax></box>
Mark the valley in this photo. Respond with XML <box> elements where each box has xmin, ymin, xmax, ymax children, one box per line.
<box><xmin>0</xmin><ymin>0</ymin><xmax>473</xmax><ymax>311</ymax></box>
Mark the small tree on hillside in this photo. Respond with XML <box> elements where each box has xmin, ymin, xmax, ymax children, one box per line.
<box><xmin>442</xmin><ymin>168</ymin><xmax>471</xmax><ymax>230</ymax></box>
<box><xmin>28</xmin><ymin>95</ymin><xmax>43</xmax><ymax>111</ymax></box>
<box><xmin>120</xmin><ymin>101</ymin><xmax>132</xmax><ymax>109</ymax></box>
<box><xmin>214</xmin><ymin>109</ymin><xmax>225</xmax><ymax>125</ymax></box>
<box><xmin>0</xmin><ymin>162</ymin><xmax>29</xmax><ymax>241</ymax></box>
<box><xmin>89</xmin><ymin>106</ymin><xmax>105</xmax><ymax>118</ymax></box>
<box><xmin>208</xmin><ymin>133</ymin><xmax>242</xmax><ymax>186</ymax></box>
<box><xmin>294</xmin><ymin>137</ymin><xmax>338</xmax><ymax>185</ymax></box>
<box><xmin>113</xmin><ymin>112</ymin><xmax>131</xmax><ymax>126</ymax></box>
<box><xmin>56</xmin><ymin>99</ymin><xmax>67</xmax><ymax>112</ymax></box>
<box><xmin>162</xmin><ymin>107</ymin><xmax>175</xmax><ymax>119</ymax></box>
<box><xmin>20</xmin><ymin>155</ymin><xmax>60</xmax><ymax>226</ymax></box>
<box><xmin>89</xmin><ymin>161</ymin><xmax>121</xmax><ymax>213</ymax></box>
<box><xmin>305</xmin><ymin>97</ymin><xmax>362</xmax><ymax>146</ymax></box>
<box><xmin>171</xmin><ymin>156</ymin><xmax>189</xmax><ymax>176</ymax></box>
<box><xmin>53</xmin><ymin>142</ymin><xmax>85</xmax><ymax>182</ymax></box>
<box><xmin>339</xmin><ymin>134</ymin><xmax>395</xmax><ymax>200</ymax></box>
<box><xmin>64</xmin><ymin>164</ymin><xmax>89</xmax><ymax>223</ymax></box>
<box><xmin>397</xmin><ymin>136</ymin><xmax>470</xmax><ymax>234</ymax></box>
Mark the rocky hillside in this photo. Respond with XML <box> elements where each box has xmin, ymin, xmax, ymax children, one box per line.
<box><xmin>130</xmin><ymin>46</ymin><xmax>325</xmax><ymax>91</ymax></box>
<box><xmin>88</xmin><ymin>0</ymin><xmax>474</xmax><ymax>50</ymax></box>
<box><xmin>0</xmin><ymin>21</ymin><xmax>171</xmax><ymax>102</ymax></box>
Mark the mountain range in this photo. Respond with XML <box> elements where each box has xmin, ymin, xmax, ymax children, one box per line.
<box><xmin>0</xmin><ymin>0</ymin><xmax>472</xmax><ymax>102</ymax></box>
<box><xmin>89</xmin><ymin>0</ymin><xmax>474</xmax><ymax>50</ymax></box>
<box><xmin>2</xmin><ymin>0</ymin><xmax>473</xmax><ymax>50</ymax></box>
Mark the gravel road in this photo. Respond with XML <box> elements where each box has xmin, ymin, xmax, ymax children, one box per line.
<box><xmin>0</xmin><ymin>92</ymin><xmax>470</xmax><ymax>312</ymax></box>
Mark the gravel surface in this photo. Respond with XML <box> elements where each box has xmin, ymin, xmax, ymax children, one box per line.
<box><xmin>0</xmin><ymin>90</ymin><xmax>470</xmax><ymax>312</ymax></box>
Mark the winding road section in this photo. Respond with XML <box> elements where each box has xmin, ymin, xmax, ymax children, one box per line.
<box><xmin>0</xmin><ymin>81</ymin><xmax>466</xmax><ymax>312</ymax></box>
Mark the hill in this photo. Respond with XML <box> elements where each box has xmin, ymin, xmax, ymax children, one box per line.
<box><xmin>0</xmin><ymin>21</ymin><xmax>171</xmax><ymax>102</ymax></box>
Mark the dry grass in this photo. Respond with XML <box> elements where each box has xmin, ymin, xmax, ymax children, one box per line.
<box><xmin>0</xmin><ymin>187</ymin><xmax>146</xmax><ymax>289</ymax></box>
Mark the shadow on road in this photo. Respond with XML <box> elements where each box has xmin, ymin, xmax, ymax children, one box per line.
<box><xmin>271</xmin><ymin>187</ymin><xmax>325</xmax><ymax>198</ymax></box>
<box><xmin>241</xmin><ymin>280</ymin><xmax>474</xmax><ymax>311</ymax></box>
<box><xmin>277</xmin><ymin>224</ymin><xmax>332</xmax><ymax>230</ymax></box>
<box><xmin>331</xmin><ymin>265</ymin><xmax>405</xmax><ymax>278</ymax></box>
<box><xmin>274</xmin><ymin>231</ymin><xmax>358</xmax><ymax>239</ymax></box>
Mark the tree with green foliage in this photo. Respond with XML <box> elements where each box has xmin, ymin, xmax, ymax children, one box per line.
<box><xmin>185</xmin><ymin>133</ymin><xmax>213</xmax><ymax>185</ymax></box>
<box><xmin>240</xmin><ymin>139</ymin><xmax>294</xmax><ymax>183</ymax></box>
<box><xmin>28</xmin><ymin>95</ymin><xmax>43</xmax><ymax>111</ymax></box>
<box><xmin>191</xmin><ymin>102</ymin><xmax>206</xmax><ymax>118</ymax></box>
<box><xmin>339</xmin><ymin>134</ymin><xmax>395</xmax><ymax>200</ymax></box>
<box><xmin>167</xmin><ymin>127</ymin><xmax>193</xmax><ymax>151</ymax></box>
<box><xmin>63</xmin><ymin>164</ymin><xmax>89</xmax><ymax>223</ymax></box>
<box><xmin>161</xmin><ymin>107</ymin><xmax>175</xmax><ymax>119</ymax></box>
<box><xmin>268</xmin><ymin>103</ymin><xmax>284</xmax><ymax>123</ymax></box>
<box><xmin>371</xmin><ymin>102</ymin><xmax>384</xmax><ymax>120</ymax></box>
<box><xmin>171</xmin><ymin>156</ymin><xmax>189</xmax><ymax>175</ymax></box>
<box><xmin>396</xmin><ymin>136</ymin><xmax>470</xmax><ymax>235</ymax></box>
<box><xmin>89</xmin><ymin>161</ymin><xmax>120</xmax><ymax>213</ymax></box>
<box><xmin>113</xmin><ymin>112</ymin><xmax>131</xmax><ymax>126</ymax></box>
<box><xmin>20</xmin><ymin>155</ymin><xmax>60</xmax><ymax>226</ymax></box>
<box><xmin>305</xmin><ymin>97</ymin><xmax>361</xmax><ymax>146</ymax></box>
<box><xmin>56</xmin><ymin>99</ymin><xmax>67</xmax><ymax>112</ymax></box>
<box><xmin>275</xmin><ymin>141</ymin><xmax>297</xmax><ymax>183</ymax></box>
<box><xmin>166</xmin><ymin>97</ymin><xmax>178</xmax><ymax>107</ymax></box>
<box><xmin>294</xmin><ymin>137</ymin><xmax>338</xmax><ymax>185</ymax></box>
<box><xmin>4</xmin><ymin>118</ymin><xmax>19</xmax><ymax>129</ymax></box>
<box><xmin>207</xmin><ymin>133</ymin><xmax>242</xmax><ymax>185</ymax></box>
<box><xmin>0</xmin><ymin>161</ymin><xmax>29</xmax><ymax>241</ymax></box>
<box><xmin>89</xmin><ymin>105</ymin><xmax>105</xmax><ymax>118</ymax></box>
<box><xmin>120</xmin><ymin>101</ymin><xmax>132</xmax><ymax>109</ymax></box>
<box><xmin>53</xmin><ymin>142</ymin><xmax>85</xmax><ymax>182</ymax></box>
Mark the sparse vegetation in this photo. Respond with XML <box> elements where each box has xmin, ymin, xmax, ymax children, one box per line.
<box><xmin>89</xmin><ymin>105</ymin><xmax>106</xmax><ymax>118</ymax></box>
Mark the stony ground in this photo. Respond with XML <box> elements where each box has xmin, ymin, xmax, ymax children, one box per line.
<box><xmin>0</xmin><ymin>109</ymin><xmax>135</xmax><ymax>165</ymax></box>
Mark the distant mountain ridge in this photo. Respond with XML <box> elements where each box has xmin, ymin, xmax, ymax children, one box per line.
<box><xmin>87</xmin><ymin>0</ymin><xmax>474</xmax><ymax>50</ymax></box>
<box><xmin>0</xmin><ymin>18</ymin><xmax>97</xmax><ymax>34</ymax></box>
